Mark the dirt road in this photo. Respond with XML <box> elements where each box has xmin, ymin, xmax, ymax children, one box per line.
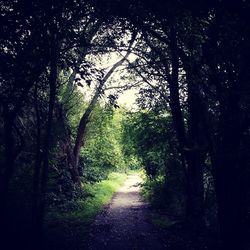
<box><xmin>87</xmin><ymin>174</ymin><xmax>166</xmax><ymax>250</ymax></box>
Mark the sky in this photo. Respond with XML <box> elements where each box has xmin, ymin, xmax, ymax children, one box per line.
<box><xmin>117</xmin><ymin>88</ymin><xmax>139</xmax><ymax>108</ymax></box>
<box><xmin>108</xmin><ymin>52</ymin><xmax>141</xmax><ymax>109</ymax></box>
<box><xmin>82</xmin><ymin>50</ymin><xmax>141</xmax><ymax>109</ymax></box>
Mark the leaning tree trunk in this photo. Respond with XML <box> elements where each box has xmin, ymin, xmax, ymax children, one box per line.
<box><xmin>62</xmin><ymin>20</ymin><xmax>102</xmax><ymax>103</ymax></box>
<box><xmin>70</xmin><ymin>41</ymin><xmax>135</xmax><ymax>183</ymax></box>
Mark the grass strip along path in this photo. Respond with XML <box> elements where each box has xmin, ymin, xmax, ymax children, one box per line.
<box><xmin>86</xmin><ymin>174</ymin><xmax>165</xmax><ymax>250</ymax></box>
<box><xmin>44</xmin><ymin>173</ymin><xmax>127</xmax><ymax>250</ymax></box>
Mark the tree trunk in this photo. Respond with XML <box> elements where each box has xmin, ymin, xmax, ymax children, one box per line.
<box><xmin>31</xmin><ymin>83</ymin><xmax>43</xmax><ymax>245</ymax></box>
<box><xmin>213</xmin><ymin>96</ymin><xmax>247</xmax><ymax>250</ymax></box>
<box><xmin>62</xmin><ymin>20</ymin><xmax>102</xmax><ymax>103</ymax></box>
<box><xmin>0</xmin><ymin>110</ymin><xmax>15</xmax><ymax>245</ymax></box>
<box><xmin>168</xmin><ymin>26</ymin><xmax>205</xmax><ymax>227</ymax></box>
<box><xmin>214</xmin><ymin>150</ymin><xmax>246</xmax><ymax>250</ymax></box>
<box><xmin>185</xmin><ymin>71</ymin><xmax>206</xmax><ymax>227</ymax></box>
<box><xmin>70</xmin><ymin>40</ymin><xmax>135</xmax><ymax>183</ymax></box>
<box><xmin>32</xmin><ymin>34</ymin><xmax>58</xmax><ymax>248</ymax></box>
<box><xmin>0</xmin><ymin>113</ymin><xmax>14</xmax><ymax>208</ymax></box>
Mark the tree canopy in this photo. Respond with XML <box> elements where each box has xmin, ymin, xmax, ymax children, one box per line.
<box><xmin>1</xmin><ymin>1</ymin><xmax>250</xmax><ymax>250</ymax></box>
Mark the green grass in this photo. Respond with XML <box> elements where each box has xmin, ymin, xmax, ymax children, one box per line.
<box><xmin>45</xmin><ymin>172</ymin><xmax>127</xmax><ymax>249</ymax></box>
<box><xmin>46</xmin><ymin>172</ymin><xmax>127</xmax><ymax>225</ymax></box>
<box><xmin>126</xmin><ymin>168</ymin><xmax>144</xmax><ymax>175</ymax></box>
<box><xmin>77</xmin><ymin>172</ymin><xmax>127</xmax><ymax>222</ymax></box>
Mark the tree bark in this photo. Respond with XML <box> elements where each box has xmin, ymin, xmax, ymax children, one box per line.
<box><xmin>31</xmin><ymin>83</ymin><xmax>43</xmax><ymax>245</ymax></box>
<box><xmin>202</xmin><ymin>34</ymin><xmax>249</xmax><ymax>248</ymax></box>
<box><xmin>168</xmin><ymin>25</ymin><xmax>205</xmax><ymax>227</ymax></box>
<box><xmin>213</xmin><ymin>94</ymin><xmax>247</xmax><ymax>250</ymax></box>
<box><xmin>32</xmin><ymin>33</ymin><xmax>58</xmax><ymax>249</ymax></box>
<box><xmin>0</xmin><ymin>112</ymin><xmax>14</xmax><ymax>206</ymax></box>
<box><xmin>71</xmin><ymin>42</ymin><xmax>135</xmax><ymax>183</ymax></box>
<box><xmin>0</xmin><ymin>109</ymin><xmax>15</xmax><ymax>242</ymax></box>
<box><xmin>62</xmin><ymin>20</ymin><xmax>102</xmax><ymax>103</ymax></box>
<box><xmin>184</xmin><ymin>64</ymin><xmax>207</xmax><ymax>226</ymax></box>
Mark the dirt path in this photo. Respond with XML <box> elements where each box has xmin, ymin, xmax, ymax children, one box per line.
<box><xmin>86</xmin><ymin>174</ymin><xmax>166</xmax><ymax>250</ymax></box>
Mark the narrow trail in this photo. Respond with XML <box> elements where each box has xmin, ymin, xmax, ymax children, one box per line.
<box><xmin>87</xmin><ymin>174</ymin><xmax>166</xmax><ymax>250</ymax></box>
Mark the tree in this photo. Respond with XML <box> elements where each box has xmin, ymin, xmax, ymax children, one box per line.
<box><xmin>95</xmin><ymin>0</ymin><xmax>250</xmax><ymax>247</ymax></box>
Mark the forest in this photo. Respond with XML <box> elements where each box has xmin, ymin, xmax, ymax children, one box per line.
<box><xmin>1</xmin><ymin>1</ymin><xmax>250</xmax><ymax>250</ymax></box>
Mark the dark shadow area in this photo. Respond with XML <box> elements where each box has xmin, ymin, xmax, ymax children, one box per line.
<box><xmin>1</xmin><ymin>1</ymin><xmax>250</xmax><ymax>250</ymax></box>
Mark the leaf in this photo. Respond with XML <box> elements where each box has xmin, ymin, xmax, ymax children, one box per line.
<box><xmin>77</xmin><ymin>82</ymin><xmax>84</xmax><ymax>87</ymax></box>
<box><xmin>86</xmin><ymin>79</ymin><xmax>92</xmax><ymax>86</ymax></box>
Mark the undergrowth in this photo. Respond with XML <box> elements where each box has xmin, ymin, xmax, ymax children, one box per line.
<box><xmin>45</xmin><ymin>172</ymin><xmax>127</xmax><ymax>249</ymax></box>
<box><xmin>141</xmin><ymin>175</ymin><xmax>166</xmax><ymax>208</ymax></box>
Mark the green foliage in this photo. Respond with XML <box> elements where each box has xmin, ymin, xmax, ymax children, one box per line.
<box><xmin>46</xmin><ymin>172</ymin><xmax>126</xmax><ymax>226</ymax></box>
<box><xmin>122</xmin><ymin>109</ymin><xmax>186</xmax><ymax>218</ymax></box>
<box><xmin>141</xmin><ymin>175</ymin><xmax>166</xmax><ymax>208</ymax></box>
<box><xmin>122</xmin><ymin>110</ymin><xmax>177</xmax><ymax>178</ymax></box>
<box><xmin>1</xmin><ymin>2</ymin><xmax>249</xmax><ymax>249</ymax></box>
<box><xmin>82</xmin><ymin>106</ymin><xmax>127</xmax><ymax>181</ymax></box>
<box><xmin>77</xmin><ymin>172</ymin><xmax>127</xmax><ymax>220</ymax></box>
<box><xmin>45</xmin><ymin>172</ymin><xmax>126</xmax><ymax>249</ymax></box>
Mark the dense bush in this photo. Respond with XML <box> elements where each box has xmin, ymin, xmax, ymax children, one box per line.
<box><xmin>122</xmin><ymin>110</ymin><xmax>186</xmax><ymax>218</ymax></box>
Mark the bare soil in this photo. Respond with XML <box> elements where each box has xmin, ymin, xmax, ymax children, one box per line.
<box><xmin>86</xmin><ymin>174</ymin><xmax>166</xmax><ymax>250</ymax></box>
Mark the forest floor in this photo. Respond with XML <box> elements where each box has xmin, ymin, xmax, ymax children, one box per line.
<box><xmin>86</xmin><ymin>174</ymin><xmax>166</xmax><ymax>250</ymax></box>
<box><xmin>46</xmin><ymin>173</ymin><xmax>219</xmax><ymax>250</ymax></box>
